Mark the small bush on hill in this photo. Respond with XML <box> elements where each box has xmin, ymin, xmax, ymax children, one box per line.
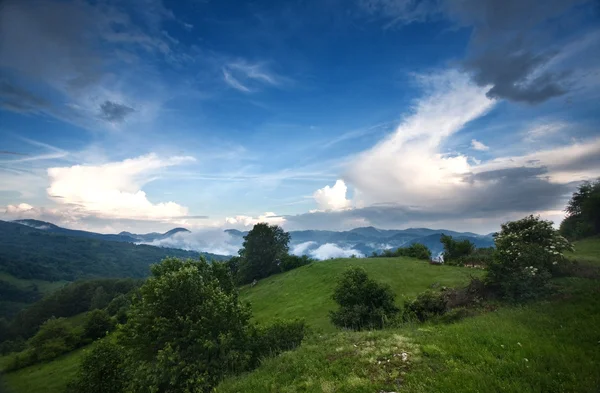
<box><xmin>403</xmin><ymin>290</ymin><xmax>447</xmax><ymax>322</ymax></box>
<box><xmin>68</xmin><ymin>340</ymin><xmax>127</xmax><ymax>393</ymax></box>
<box><xmin>448</xmin><ymin>247</ymin><xmax>494</xmax><ymax>267</ymax></box>
<box><xmin>371</xmin><ymin>243</ymin><xmax>432</xmax><ymax>260</ymax></box>
<box><xmin>488</xmin><ymin>215</ymin><xmax>572</xmax><ymax>301</ymax></box>
<box><xmin>441</xmin><ymin>234</ymin><xmax>475</xmax><ymax>263</ymax></box>
<box><xmin>250</xmin><ymin>319</ymin><xmax>306</xmax><ymax>365</ymax></box>
<box><xmin>329</xmin><ymin>267</ymin><xmax>399</xmax><ymax>330</ymax></box>
<box><xmin>83</xmin><ymin>309</ymin><xmax>115</xmax><ymax>341</ymax></box>
<box><xmin>280</xmin><ymin>254</ymin><xmax>313</xmax><ymax>272</ymax></box>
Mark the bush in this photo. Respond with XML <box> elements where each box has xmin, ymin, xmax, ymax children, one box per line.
<box><xmin>250</xmin><ymin>319</ymin><xmax>306</xmax><ymax>366</ymax></box>
<box><xmin>395</xmin><ymin>243</ymin><xmax>432</xmax><ymax>260</ymax></box>
<box><xmin>119</xmin><ymin>257</ymin><xmax>254</xmax><ymax>393</ymax></box>
<box><xmin>29</xmin><ymin>317</ymin><xmax>81</xmax><ymax>362</ymax></box>
<box><xmin>280</xmin><ymin>255</ymin><xmax>313</xmax><ymax>272</ymax></box>
<box><xmin>487</xmin><ymin>215</ymin><xmax>572</xmax><ymax>301</ymax></box>
<box><xmin>68</xmin><ymin>340</ymin><xmax>127</xmax><ymax>393</ymax></box>
<box><xmin>441</xmin><ymin>234</ymin><xmax>475</xmax><ymax>263</ymax></box>
<box><xmin>329</xmin><ymin>267</ymin><xmax>399</xmax><ymax>330</ymax></box>
<box><xmin>449</xmin><ymin>247</ymin><xmax>494</xmax><ymax>267</ymax></box>
<box><xmin>83</xmin><ymin>309</ymin><xmax>115</xmax><ymax>341</ymax></box>
<box><xmin>403</xmin><ymin>291</ymin><xmax>447</xmax><ymax>322</ymax></box>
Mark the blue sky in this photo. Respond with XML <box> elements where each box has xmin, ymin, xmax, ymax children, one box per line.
<box><xmin>1</xmin><ymin>0</ymin><xmax>599</xmax><ymax>235</ymax></box>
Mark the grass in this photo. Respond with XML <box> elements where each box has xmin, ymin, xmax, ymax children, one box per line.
<box><xmin>1</xmin><ymin>346</ymin><xmax>87</xmax><ymax>393</ymax></box>
<box><xmin>567</xmin><ymin>236</ymin><xmax>600</xmax><ymax>265</ymax></box>
<box><xmin>240</xmin><ymin>257</ymin><xmax>481</xmax><ymax>332</ymax></box>
<box><xmin>0</xmin><ymin>272</ymin><xmax>69</xmax><ymax>295</ymax></box>
<box><xmin>218</xmin><ymin>277</ymin><xmax>600</xmax><ymax>393</ymax></box>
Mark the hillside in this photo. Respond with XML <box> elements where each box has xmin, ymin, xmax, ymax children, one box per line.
<box><xmin>240</xmin><ymin>257</ymin><xmax>480</xmax><ymax>331</ymax></box>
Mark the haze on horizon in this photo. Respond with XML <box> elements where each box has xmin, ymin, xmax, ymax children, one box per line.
<box><xmin>1</xmin><ymin>0</ymin><xmax>599</xmax><ymax>235</ymax></box>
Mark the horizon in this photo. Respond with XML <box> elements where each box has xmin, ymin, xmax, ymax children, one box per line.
<box><xmin>1</xmin><ymin>0</ymin><xmax>599</xmax><ymax>235</ymax></box>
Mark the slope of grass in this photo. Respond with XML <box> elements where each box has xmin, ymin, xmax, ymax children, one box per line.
<box><xmin>1</xmin><ymin>346</ymin><xmax>87</xmax><ymax>393</ymax></box>
<box><xmin>567</xmin><ymin>236</ymin><xmax>600</xmax><ymax>265</ymax></box>
<box><xmin>218</xmin><ymin>277</ymin><xmax>600</xmax><ymax>393</ymax></box>
<box><xmin>0</xmin><ymin>272</ymin><xmax>68</xmax><ymax>295</ymax></box>
<box><xmin>240</xmin><ymin>257</ymin><xmax>481</xmax><ymax>332</ymax></box>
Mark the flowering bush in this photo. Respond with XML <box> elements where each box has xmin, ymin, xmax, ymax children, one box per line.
<box><xmin>488</xmin><ymin>215</ymin><xmax>573</xmax><ymax>301</ymax></box>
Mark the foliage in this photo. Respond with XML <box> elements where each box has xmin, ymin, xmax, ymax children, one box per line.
<box><xmin>0</xmin><ymin>220</ymin><xmax>224</xmax><ymax>282</ymax></box>
<box><xmin>440</xmin><ymin>234</ymin><xmax>475</xmax><ymax>262</ymax></box>
<box><xmin>374</xmin><ymin>243</ymin><xmax>432</xmax><ymax>260</ymax></box>
<box><xmin>119</xmin><ymin>257</ymin><xmax>254</xmax><ymax>393</ymax></box>
<box><xmin>488</xmin><ymin>215</ymin><xmax>573</xmax><ymax>301</ymax></box>
<box><xmin>447</xmin><ymin>247</ymin><xmax>494</xmax><ymax>267</ymax></box>
<box><xmin>560</xmin><ymin>179</ymin><xmax>600</xmax><ymax>239</ymax></box>
<box><xmin>403</xmin><ymin>290</ymin><xmax>448</xmax><ymax>322</ymax></box>
<box><xmin>5</xmin><ymin>278</ymin><xmax>140</xmax><ymax>342</ymax></box>
<box><xmin>279</xmin><ymin>254</ymin><xmax>314</xmax><ymax>272</ymax></box>
<box><xmin>67</xmin><ymin>340</ymin><xmax>126</xmax><ymax>393</ymax></box>
<box><xmin>82</xmin><ymin>310</ymin><xmax>114</xmax><ymax>341</ymax></box>
<box><xmin>105</xmin><ymin>294</ymin><xmax>131</xmax><ymax>324</ymax></box>
<box><xmin>238</xmin><ymin>223</ymin><xmax>291</xmax><ymax>283</ymax></box>
<box><xmin>250</xmin><ymin>319</ymin><xmax>306</xmax><ymax>366</ymax></box>
<box><xmin>329</xmin><ymin>267</ymin><xmax>399</xmax><ymax>330</ymax></box>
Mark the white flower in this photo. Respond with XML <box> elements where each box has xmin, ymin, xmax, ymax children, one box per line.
<box><xmin>552</xmin><ymin>261</ymin><xmax>558</xmax><ymax>265</ymax></box>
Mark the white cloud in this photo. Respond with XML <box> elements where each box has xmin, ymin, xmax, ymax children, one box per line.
<box><xmin>143</xmin><ymin>230</ymin><xmax>241</xmax><ymax>256</ymax></box>
<box><xmin>46</xmin><ymin>153</ymin><xmax>195</xmax><ymax>220</ymax></box>
<box><xmin>309</xmin><ymin>243</ymin><xmax>364</xmax><ymax>259</ymax></box>
<box><xmin>224</xmin><ymin>212</ymin><xmax>286</xmax><ymax>227</ymax></box>
<box><xmin>346</xmin><ymin>69</ymin><xmax>495</xmax><ymax>207</ymax></box>
<box><xmin>291</xmin><ymin>241</ymin><xmax>317</xmax><ymax>256</ymax></box>
<box><xmin>222</xmin><ymin>60</ymin><xmax>285</xmax><ymax>93</ymax></box>
<box><xmin>523</xmin><ymin>122</ymin><xmax>566</xmax><ymax>142</ymax></box>
<box><xmin>313</xmin><ymin>179</ymin><xmax>351</xmax><ymax>211</ymax></box>
<box><xmin>470</xmin><ymin>139</ymin><xmax>489</xmax><ymax>151</ymax></box>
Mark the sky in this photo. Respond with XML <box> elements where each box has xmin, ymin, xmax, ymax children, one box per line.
<box><xmin>1</xmin><ymin>0</ymin><xmax>599</xmax><ymax>235</ymax></box>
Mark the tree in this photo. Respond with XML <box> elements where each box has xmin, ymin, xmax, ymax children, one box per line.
<box><xmin>68</xmin><ymin>340</ymin><xmax>126</xmax><ymax>393</ymax></box>
<box><xmin>83</xmin><ymin>309</ymin><xmax>115</xmax><ymax>341</ymax></box>
<box><xmin>440</xmin><ymin>234</ymin><xmax>475</xmax><ymax>262</ymax></box>
<box><xmin>394</xmin><ymin>243</ymin><xmax>432</xmax><ymax>260</ymax></box>
<box><xmin>28</xmin><ymin>317</ymin><xmax>79</xmax><ymax>361</ymax></box>
<box><xmin>238</xmin><ymin>223</ymin><xmax>290</xmax><ymax>283</ymax></box>
<box><xmin>329</xmin><ymin>267</ymin><xmax>399</xmax><ymax>330</ymax></box>
<box><xmin>488</xmin><ymin>215</ymin><xmax>572</xmax><ymax>301</ymax></box>
<box><xmin>561</xmin><ymin>179</ymin><xmax>600</xmax><ymax>239</ymax></box>
<box><xmin>119</xmin><ymin>257</ymin><xmax>253</xmax><ymax>393</ymax></box>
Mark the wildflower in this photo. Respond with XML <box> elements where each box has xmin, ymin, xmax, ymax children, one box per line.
<box><xmin>524</xmin><ymin>358</ymin><xmax>529</xmax><ymax>362</ymax></box>
<box><xmin>517</xmin><ymin>342</ymin><xmax>522</xmax><ymax>347</ymax></box>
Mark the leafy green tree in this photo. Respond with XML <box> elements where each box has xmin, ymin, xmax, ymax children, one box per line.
<box><xmin>560</xmin><ymin>179</ymin><xmax>600</xmax><ymax>239</ymax></box>
<box><xmin>329</xmin><ymin>267</ymin><xmax>399</xmax><ymax>330</ymax></box>
<box><xmin>238</xmin><ymin>223</ymin><xmax>290</xmax><ymax>283</ymax></box>
<box><xmin>68</xmin><ymin>340</ymin><xmax>127</xmax><ymax>393</ymax></box>
<box><xmin>83</xmin><ymin>309</ymin><xmax>115</xmax><ymax>341</ymax></box>
<box><xmin>440</xmin><ymin>234</ymin><xmax>475</xmax><ymax>262</ymax></box>
<box><xmin>394</xmin><ymin>243</ymin><xmax>432</xmax><ymax>260</ymax></box>
<box><xmin>119</xmin><ymin>257</ymin><xmax>253</xmax><ymax>393</ymax></box>
<box><xmin>488</xmin><ymin>215</ymin><xmax>572</xmax><ymax>301</ymax></box>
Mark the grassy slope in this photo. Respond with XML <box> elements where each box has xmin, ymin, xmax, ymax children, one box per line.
<box><xmin>0</xmin><ymin>272</ymin><xmax>68</xmax><ymax>295</ymax></box>
<box><xmin>217</xmin><ymin>242</ymin><xmax>600</xmax><ymax>393</ymax></box>
<box><xmin>240</xmin><ymin>257</ymin><xmax>480</xmax><ymax>332</ymax></box>
<box><xmin>567</xmin><ymin>236</ymin><xmax>600</xmax><ymax>265</ymax></box>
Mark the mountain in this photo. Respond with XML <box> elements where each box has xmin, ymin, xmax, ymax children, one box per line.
<box><xmin>14</xmin><ymin>219</ymin><xmax>190</xmax><ymax>244</ymax></box>
<box><xmin>0</xmin><ymin>220</ymin><xmax>227</xmax><ymax>282</ymax></box>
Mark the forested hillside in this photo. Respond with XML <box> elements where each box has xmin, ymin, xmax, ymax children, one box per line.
<box><xmin>0</xmin><ymin>220</ymin><xmax>226</xmax><ymax>282</ymax></box>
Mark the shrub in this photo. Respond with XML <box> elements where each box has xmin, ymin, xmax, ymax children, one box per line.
<box><xmin>329</xmin><ymin>267</ymin><xmax>399</xmax><ymax>330</ymax></box>
<box><xmin>119</xmin><ymin>257</ymin><xmax>254</xmax><ymax>393</ymax></box>
<box><xmin>29</xmin><ymin>317</ymin><xmax>81</xmax><ymax>362</ymax></box>
<box><xmin>403</xmin><ymin>290</ymin><xmax>447</xmax><ymax>322</ymax></box>
<box><xmin>450</xmin><ymin>247</ymin><xmax>494</xmax><ymax>267</ymax></box>
<box><xmin>68</xmin><ymin>340</ymin><xmax>127</xmax><ymax>393</ymax></box>
<box><xmin>250</xmin><ymin>319</ymin><xmax>306</xmax><ymax>366</ymax></box>
<box><xmin>487</xmin><ymin>215</ymin><xmax>573</xmax><ymax>301</ymax></box>
<box><xmin>83</xmin><ymin>309</ymin><xmax>115</xmax><ymax>341</ymax></box>
<box><xmin>441</xmin><ymin>234</ymin><xmax>475</xmax><ymax>263</ymax></box>
<box><xmin>395</xmin><ymin>243</ymin><xmax>432</xmax><ymax>260</ymax></box>
<box><xmin>280</xmin><ymin>255</ymin><xmax>313</xmax><ymax>272</ymax></box>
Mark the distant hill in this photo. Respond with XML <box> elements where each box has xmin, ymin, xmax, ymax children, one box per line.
<box><xmin>14</xmin><ymin>219</ymin><xmax>189</xmax><ymax>243</ymax></box>
<box><xmin>0</xmin><ymin>220</ymin><xmax>227</xmax><ymax>282</ymax></box>
<box><xmin>222</xmin><ymin>226</ymin><xmax>493</xmax><ymax>258</ymax></box>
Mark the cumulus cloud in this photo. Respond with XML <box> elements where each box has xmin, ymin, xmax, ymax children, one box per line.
<box><xmin>313</xmin><ymin>180</ymin><xmax>351</xmax><ymax>211</ymax></box>
<box><xmin>46</xmin><ymin>153</ymin><xmax>195</xmax><ymax>220</ymax></box>
<box><xmin>291</xmin><ymin>241</ymin><xmax>317</xmax><ymax>256</ymax></box>
<box><xmin>309</xmin><ymin>243</ymin><xmax>364</xmax><ymax>259</ymax></box>
<box><xmin>470</xmin><ymin>139</ymin><xmax>489</xmax><ymax>151</ymax></box>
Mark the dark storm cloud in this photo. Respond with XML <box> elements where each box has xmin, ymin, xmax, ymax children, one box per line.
<box><xmin>445</xmin><ymin>0</ymin><xmax>591</xmax><ymax>104</ymax></box>
<box><xmin>286</xmin><ymin>165</ymin><xmax>574</xmax><ymax>229</ymax></box>
<box><xmin>99</xmin><ymin>101</ymin><xmax>135</xmax><ymax>123</ymax></box>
